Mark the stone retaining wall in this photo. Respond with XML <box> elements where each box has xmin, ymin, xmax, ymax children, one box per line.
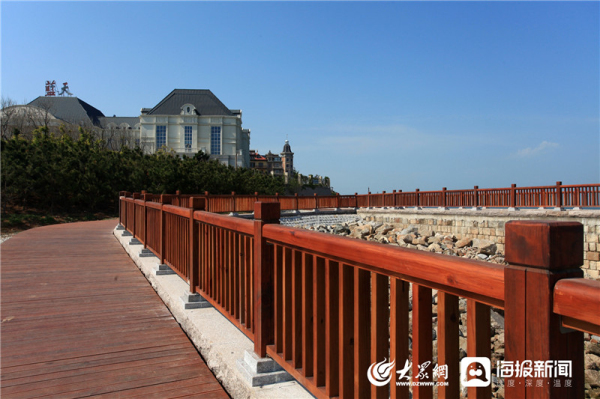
<box><xmin>357</xmin><ymin>207</ymin><xmax>600</xmax><ymax>280</ymax></box>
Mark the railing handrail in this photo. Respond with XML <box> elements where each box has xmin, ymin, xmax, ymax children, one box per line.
<box><xmin>553</xmin><ymin>278</ymin><xmax>600</xmax><ymax>335</ymax></box>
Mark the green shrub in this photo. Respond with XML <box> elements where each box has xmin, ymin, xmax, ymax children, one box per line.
<box><xmin>1</xmin><ymin>127</ymin><xmax>286</xmax><ymax>214</ymax></box>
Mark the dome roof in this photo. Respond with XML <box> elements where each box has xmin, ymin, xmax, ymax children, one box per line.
<box><xmin>282</xmin><ymin>139</ymin><xmax>292</xmax><ymax>153</ymax></box>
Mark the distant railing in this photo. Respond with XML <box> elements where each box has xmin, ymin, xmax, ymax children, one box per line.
<box><xmin>119</xmin><ymin>192</ymin><xmax>600</xmax><ymax>399</ymax></box>
<box><xmin>120</xmin><ymin>183</ymin><xmax>600</xmax><ymax>216</ymax></box>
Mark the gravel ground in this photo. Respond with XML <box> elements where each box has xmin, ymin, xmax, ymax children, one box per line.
<box><xmin>1</xmin><ymin>233</ymin><xmax>18</xmax><ymax>244</ymax></box>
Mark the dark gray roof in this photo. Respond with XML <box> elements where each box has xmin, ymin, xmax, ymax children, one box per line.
<box><xmin>28</xmin><ymin>96</ymin><xmax>105</xmax><ymax>126</ymax></box>
<box><xmin>146</xmin><ymin>89</ymin><xmax>233</xmax><ymax>116</ymax></box>
<box><xmin>282</xmin><ymin>140</ymin><xmax>292</xmax><ymax>153</ymax></box>
<box><xmin>98</xmin><ymin>116</ymin><xmax>140</xmax><ymax>129</ymax></box>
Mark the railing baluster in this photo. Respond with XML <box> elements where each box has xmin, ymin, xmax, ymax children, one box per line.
<box><xmin>325</xmin><ymin>259</ymin><xmax>339</xmax><ymax>397</ymax></box>
<box><xmin>412</xmin><ymin>284</ymin><xmax>433</xmax><ymax>399</ymax></box>
<box><xmin>390</xmin><ymin>278</ymin><xmax>409</xmax><ymax>399</ymax></box>
<box><xmin>371</xmin><ymin>273</ymin><xmax>389</xmax><ymax>399</ymax></box>
<box><xmin>283</xmin><ymin>247</ymin><xmax>293</xmax><ymax>360</ymax></box>
<box><xmin>354</xmin><ymin>268</ymin><xmax>371</xmax><ymax>398</ymax></box>
<box><xmin>274</xmin><ymin>245</ymin><xmax>283</xmax><ymax>353</ymax></box>
<box><xmin>313</xmin><ymin>255</ymin><xmax>326</xmax><ymax>387</ymax></box>
<box><xmin>292</xmin><ymin>249</ymin><xmax>303</xmax><ymax>368</ymax></box>
<box><xmin>339</xmin><ymin>263</ymin><xmax>354</xmax><ymax>398</ymax></box>
<box><xmin>437</xmin><ymin>292</ymin><xmax>460</xmax><ymax>399</ymax></box>
<box><xmin>466</xmin><ymin>300</ymin><xmax>491</xmax><ymax>399</ymax></box>
<box><xmin>302</xmin><ymin>252</ymin><xmax>314</xmax><ymax>378</ymax></box>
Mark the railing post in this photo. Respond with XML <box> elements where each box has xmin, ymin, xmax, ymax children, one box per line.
<box><xmin>253</xmin><ymin>202</ymin><xmax>280</xmax><ymax>357</ymax></box>
<box><xmin>504</xmin><ymin>221</ymin><xmax>584</xmax><ymax>399</ymax></box>
<box><xmin>556</xmin><ymin>181</ymin><xmax>563</xmax><ymax>208</ymax></box>
<box><xmin>336</xmin><ymin>192</ymin><xmax>340</xmax><ymax>209</ymax></box>
<box><xmin>368</xmin><ymin>191</ymin><xmax>371</xmax><ymax>208</ymax></box>
<box><xmin>189</xmin><ymin>197</ymin><xmax>206</xmax><ymax>294</ymax></box>
<box><xmin>473</xmin><ymin>186</ymin><xmax>479</xmax><ymax>207</ymax></box>
<box><xmin>132</xmin><ymin>193</ymin><xmax>140</xmax><ymax>235</ymax></box>
<box><xmin>204</xmin><ymin>191</ymin><xmax>210</xmax><ymax>213</ymax></box>
<box><xmin>294</xmin><ymin>193</ymin><xmax>299</xmax><ymax>212</ymax></box>
<box><xmin>510</xmin><ymin>184</ymin><xmax>517</xmax><ymax>208</ymax></box>
<box><xmin>231</xmin><ymin>191</ymin><xmax>236</xmax><ymax>213</ymax></box>
<box><xmin>354</xmin><ymin>192</ymin><xmax>358</xmax><ymax>208</ymax></box>
<box><xmin>441</xmin><ymin>187</ymin><xmax>447</xmax><ymax>208</ymax></box>
<box><xmin>159</xmin><ymin>194</ymin><xmax>172</xmax><ymax>265</ymax></box>
<box><xmin>382</xmin><ymin>191</ymin><xmax>386</xmax><ymax>207</ymax></box>
<box><xmin>142</xmin><ymin>193</ymin><xmax>149</xmax><ymax>248</ymax></box>
<box><xmin>314</xmin><ymin>193</ymin><xmax>318</xmax><ymax>210</ymax></box>
<box><xmin>393</xmin><ymin>189</ymin><xmax>397</xmax><ymax>207</ymax></box>
<box><xmin>415</xmin><ymin>188</ymin><xmax>420</xmax><ymax>207</ymax></box>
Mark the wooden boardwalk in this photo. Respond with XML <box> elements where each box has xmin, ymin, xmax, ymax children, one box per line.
<box><xmin>1</xmin><ymin>220</ymin><xmax>229</xmax><ymax>399</ymax></box>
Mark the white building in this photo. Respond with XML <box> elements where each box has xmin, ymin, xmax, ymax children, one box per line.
<box><xmin>139</xmin><ymin>89</ymin><xmax>250</xmax><ymax>167</ymax></box>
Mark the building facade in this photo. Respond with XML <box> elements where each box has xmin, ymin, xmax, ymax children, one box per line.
<box><xmin>139</xmin><ymin>89</ymin><xmax>250</xmax><ymax>168</ymax></box>
<box><xmin>2</xmin><ymin>89</ymin><xmax>251</xmax><ymax>167</ymax></box>
<box><xmin>249</xmin><ymin>140</ymin><xmax>294</xmax><ymax>183</ymax></box>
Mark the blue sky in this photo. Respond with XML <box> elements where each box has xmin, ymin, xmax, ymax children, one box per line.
<box><xmin>2</xmin><ymin>1</ymin><xmax>598</xmax><ymax>194</ymax></box>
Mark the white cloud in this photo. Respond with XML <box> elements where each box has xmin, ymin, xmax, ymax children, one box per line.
<box><xmin>514</xmin><ymin>141</ymin><xmax>559</xmax><ymax>158</ymax></box>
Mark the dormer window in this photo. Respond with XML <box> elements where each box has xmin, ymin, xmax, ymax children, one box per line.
<box><xmin>181</xmin><ymin>103</ymin><xmax>196</xmax><ymax>115</ymax></box>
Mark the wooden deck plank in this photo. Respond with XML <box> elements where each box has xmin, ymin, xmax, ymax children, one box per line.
<box><xmin>1</xmin><ymin>220</ymin><xmax>229</xmax><ymax>398</ymax></box>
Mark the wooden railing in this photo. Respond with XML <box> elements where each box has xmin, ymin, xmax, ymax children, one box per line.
<box><xmin>120</xmin><ymin>183</ymin><xmax>600</xmax><ymax>217</ymax></box>
<box><xmin>119</xmin><ymin>192</ymin><xmax>600</xmax><ymax>399</ymax></box>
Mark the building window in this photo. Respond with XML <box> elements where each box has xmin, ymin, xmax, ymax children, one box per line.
<box><xmin>135</xmin><ymin>138</ymin><xmax>140</xmax><ymax>147</ymax></box>
<box><xmin>184</xmin><ymin>126</ymin><xmax>192</xmax><ymax>152</ymax></box>
<box><xmin>156</xmin><ymin>126</ymin><xmax>166</xmax><ymax>149</ymax></box>
<box><xmin>210</xmin><ymin>126</ymin><xmax>221</xmax><ymax>155</ymax></box>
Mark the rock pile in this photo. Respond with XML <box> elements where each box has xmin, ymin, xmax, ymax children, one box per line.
<box><xmin>306</xmin><ymin>220</ymin><xmax>507</xmax><ymax>264</ymax></box>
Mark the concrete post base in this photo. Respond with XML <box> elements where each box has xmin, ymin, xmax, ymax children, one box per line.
<box><xmin>154</xmin><ymin>264</ymin><xmax>176</xmax><ymax>276</ymax></box>
<box><xmin>139</xmin><ymin>248</ymin><xmax>156</xmax><ymax>258</ymax></box>
<box><xmin>121</xmin><ymin>231</ymin><xmax>133</xmax><ymax>237</ymax></box>
<box><xmin>116</xmin><ymin>224</ymin><xmax>125</xmax><ymax>231</ymax></box>
<box><xmin>228</xmin><ymin>212</ymin><xmax>238</xmax><ymax>216</ymax></box>
<box><xmin>129</xmin><ymin>238</ymin><xmax>142</xmax><ymax>245</ymax></box>
<box><xmin>236</xmin><ymin>350</ymin><xmax>293</xmax><ymax>387</ymax></box>
<box><xmin>438</xmin><ymin>207</ymin><xmax>449</xmax><ymax>211</ymax></box>
<box><xmin>180</xmin><ymin>292</ymin><xmax>211</xmax><ymax>310</ymax></box>
<box><xmin>508</xmin><ymin>207</ymin><xmax>520</xmax><ymax>211</ymax></box>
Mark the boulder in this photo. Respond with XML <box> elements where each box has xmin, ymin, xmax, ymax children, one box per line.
<box><xmin>473</xmin><ymin>238</ymin><xmax>497</xmax><ymax>255</ymax></box>
<box><xmin>400</xmin><ymin>225</ymin><xmax>418</xmax><ymax>235</ymax></box>
<box><xmin>403</xmin><ymin>234</ymin><xmax>416</xmax><ymax>243</ymax></box>
<box><xmin>412</xmin><ymin>236</ymin><xmax>428</xmax><ymax>246</ymax></box>
<box><xmin>375</xmin><ymin>224</ymin><xmax>393</xmax><ymax>235</ymax></box>
<box><xmin>427</xmin><ymin>236</ymin><xmax>442</xmax><ymax>244</ymax></box>
<box><xmin>586</xmin><ymin>369</ymin><xmax>600</xmax><ymax>388</ymax></box>
<box><xmin>586</xmin><ymin>354</ymin><xmax>600</xmax><ymax>371</ymax></box>
<box><xmin>428</xmin><ymin>243</ymin><xmax>443</xmax><ymax>253</ymax></box>
<box><xmin>455</xmin><ymin>238</ymin><xmax>472</xmax><ymax>248</ymax></box>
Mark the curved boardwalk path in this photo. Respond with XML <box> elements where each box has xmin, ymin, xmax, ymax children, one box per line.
<box><xmin>1</xmin><ymin>220</ymin><xmax>229</xmax><ymax>399</ymax></box>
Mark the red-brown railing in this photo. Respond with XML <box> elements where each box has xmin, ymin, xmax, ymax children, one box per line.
<box><xmin>118</xmin><ymin>192</ymin><xmax>600</xmax><ymax>399</ymax></box>
<box><xmin>127</xmin><ymin>183</ymin><xmax>598</xmax><ymax>214</ymax></box>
